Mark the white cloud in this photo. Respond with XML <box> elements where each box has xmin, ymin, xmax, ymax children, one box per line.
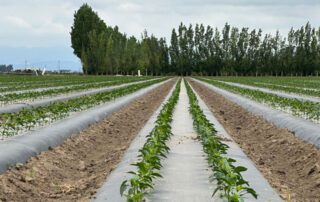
<box><xmin>0</xmin><ymin>0</ymin><xmax>319</xmax><ymax>69</ymax></box>
<box><xmin>6</xmin><ymin>16</ymin><xmax>32</xmax><ymax>29</ymax></box>
<box><xmin>0</xmin><ymin>0</ymin><xmax>319</xmax><ymax>47</ymax></box>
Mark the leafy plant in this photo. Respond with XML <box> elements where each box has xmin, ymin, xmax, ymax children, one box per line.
<box><xmin>0</xmin><ymin>76</ymin><xmax>155</xmax><ymax>104</ymax></box>
<box><xmin>120</xmin><ymin>79</ymin><xmax>181</xmax><ymax>202</ymax></box>
<box><xmin>0</xmin><ymin>78</ymin><xmax>168</xmax><ymax>137</ymax></box>
<box><xmin>198</xmin><ymin>77</ymin><xmax>320</xmax><ymax>123</ymax></box>
<box><xmin>185</xmin><ymin>80</ymin><xmax>257</xmax><ymax>201</ymax></box>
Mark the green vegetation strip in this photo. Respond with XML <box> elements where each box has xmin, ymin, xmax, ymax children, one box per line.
<box><xmin>207</xmin><ymin>76</ymin><xmax>320</xmax><ymax>90</ymax></box>
<box><xmin>0</xmin><ymin>78</ymin><xmax>167</xmax><ymax>137</ymax></box>
<box><xmin>120</xmin><ymin>80</ymin><xmax>181</xmax><ymax>202</ymax></box>
<box><xmin>198</xmin><ymin>78</ymin><xmax>320</xmax><ymax>122</ymax></box>
<box><xmin>210</xmin><ymin>77</ymin><xmax>320</xmax><ymax>97</ymax></box>
<box><xmin>0</xmin><ymin>77</ymin><xmax>153</xmax><ymax>103</ymax></box>
<box><xmin>0</xmin><ymin>76</ymin><xmax>155</xmax><ymax>93</ymax></box>
<box><xmin>185</xmin><ymin>81</ymin><xmax>257</xmax><ymax>201</ymax></box>
<box><xmin>236</xmin><ymin>81</ymin><xmax>320</xmax><ymax>97</ymax></box>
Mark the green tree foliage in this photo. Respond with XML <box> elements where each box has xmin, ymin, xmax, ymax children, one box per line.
<box><xmin>71</xmin><ymin>4</ymin><xmax>170</xmax><ymax>75</ymax></box>
<box><xmin>71</xmin><ymin>4</ymin><xmax>320</xmax><ymax>76</ymax></box>
<box><xmin>70</xmin><ymin>3</ymin><xmax>106</xmax><ymax>60</ymax></box>
<box><xmin>170</xmin><ymin>22</ymin><xmax>320</xmax><ymax>76</ymax></box>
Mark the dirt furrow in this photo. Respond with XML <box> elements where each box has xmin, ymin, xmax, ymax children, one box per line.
<box><xmin>0</xmin><ymin>80</ymin><xmax>175</xmax><ymax>202</ymax></box>
<box><xmin>188</xmin><ymin>79</ymin><xmax>320</xmax><ymax>201</ymax></box>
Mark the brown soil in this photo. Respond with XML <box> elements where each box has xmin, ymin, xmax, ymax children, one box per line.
<box><xmin>189</xmin><ymin>79</ymin><xmax>320</xmax><ymax>202</ymax></box>
<box><xmin>0</xmin><ymin>80</ymin><xmax>175</xmax><ymax>202</ymax></box>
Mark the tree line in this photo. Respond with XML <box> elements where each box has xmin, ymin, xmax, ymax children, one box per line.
<box><xmin>0</xmin><ymin>64</ymin><xmax>13</xmax><ymax>73</ymax></box>
<box><xmin>71</xmin><ymin>4</ymin><xmax>169</xmax><ymax>75</ymax></box>
<box><xmin>71</xmin><ymin>4</ymin><xmax>320</xmax><ymax>76</ymax></box>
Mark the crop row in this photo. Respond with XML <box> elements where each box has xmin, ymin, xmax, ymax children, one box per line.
<box><xmin>207</xmin><ymin>76</ymin><xmax>320</xmax><ymax>91</ymax></box>
<box><xmin>0</xmin><ymin>75</ymin><xmax>142</xmax><ymax>84</ymax></box>
<box><xmin>211</xmin><ymin>78</ymin><xmax>320</xmax><ymax>98</ymax></box>
<box><xmin>198</xmin><ymin>78</ymin><xmax>320</xmax><ymax>123</ymax></box>
<box><xmin>0</xmin><ymin>77</ymin><xmax>154</xmax><ymax>104</ymax></box>
<box><xmin>185</xmin><ymin>80</ymin><xmax>257</xmax><ymax>201</ymax></box>
<box><xmin>0</xmin><ymin>76</ymin><xmax>152</xmax><ymax>93</ymax></box>
<box><xmin>120</xmin><ymin>79</ymin><xmax>181</xmax><ymax>202</ymax></box>
<box><xmin>0</xmin><ymin>78</ymin><xmax>168</xmax><ymax>137</ymax></box>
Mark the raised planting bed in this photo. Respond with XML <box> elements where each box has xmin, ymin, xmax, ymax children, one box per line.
<box><xmin>214</xmin><ymin>80</ymin><xmax>320</xmax><ymax>103</ymax></box>
<box><xmin>0</xmin><ymin>78</ymin><xmax>162</xmax><ymax>114</ymax></box>
<box><xmin>119</xmin><ymin>79</ymin><xmax>181</xmax><ymax>201</ymax></box>
<box><xmin>0</xmin><ymin>76</ymin><xmax>154</xmax><ymax>104</ymax></box>
<box><xmin>193</xmin><ymin>78</ymin><xmax>320</xmax><ymax>149</ymax></box>
<box><xmin>0</xmin><ymin>78</ymin><xmax>168</xmax><ymax>137</ymax></box>
<box><xmin>185</xmin><ymin>80</ymin><xmax>258</xmax><ymax>201</ymax></box>
<box><xmin>197</xmin><ymin>77</ymin><xmax>320</xmax><ymax>123</ymax></box>
<box><xmin>187</xmin><ymin>80</ymin><xmax>282</xmax><ymax>201</ymax></box>
<box><xmin>0</xmin><ymin>79</ymin><xmax>172</xmax><ymax>174</ymax></box>
<box><xmin>94</xmin><ymin>80</ymin><xmax>179</xmax><ymax>202</ymax></box>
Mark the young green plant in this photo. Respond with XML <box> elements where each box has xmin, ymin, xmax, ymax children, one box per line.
<box><xmin>185</xmin><ymin>80</ymin><xmax>257</xmax><ymax>202</ymax></box>
<box><xmin>120</xmin><ymin>79</ymin><xmax>181</xmax><ymax>202</ymax></box>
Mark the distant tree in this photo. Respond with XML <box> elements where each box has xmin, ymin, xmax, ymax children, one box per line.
<box><xmin>70</xmin><ymin>3</ymin><xmax>107</xmax><ymax>73</ymax></box>
<box><xmin>70</xmin><ymin>4</ymin><xmax>320</xmax><ymax>76</ymax></box>
<box><xmin>169</xmin><ymin>29</ymin><xmax>179</xmax><ymax>74</ymax></box>
<box><xmin>0</xmin><ymin>64</ymin><xmax>13</xmax><ymax>72</ymax></box>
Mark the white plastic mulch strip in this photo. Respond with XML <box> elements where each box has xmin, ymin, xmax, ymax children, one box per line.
<box><xmin>193</xmin><ymin>78</ymin><xmax>320</xmax><ymax>149</ymax></box>
<box><xmin>215</xmin><ymin>80</ymin><xmax>320</xmax><ymax>103</ymax></box>
<box><xmin>253</xmin><ymin>82</ymin><xmax>320</xmax><ymax>92</ymax></box>
<box><xmin>146</xmin><ymin>80</ymin><xmax>214</xmax><ymax>202</ymax></box>
<box><xmin>188</xmin><ymin>81</ymin><xmax>282</xmax><ymax>202</ymax></box>
<box><xmin>0</xmin><ymin>80</ymin><xmax>113</xmax><ymax>96</ymax></box>
<box><xmin>93</xmin><ymin>80</ymin><xmax>177</xmax><ymax>202</ymax></box>
<box><xmin>0</xmin><ymin>78</ymin><xmax>160</xmax><ymax>114</ymax></box>
<box><xmin>0</xmin><ymin>79</ymin><xmax>171</xmax><ymax>174</ymax></box>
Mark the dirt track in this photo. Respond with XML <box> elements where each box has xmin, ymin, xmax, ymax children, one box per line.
<box><xmin>189</xmin><ymin>79</ymin><xmax>320</xmax><ymax>201</ymax></box>
<box><xmin>0</xmin><ymin>80</ymin><xmax>175</xmax><ymax>202</ymax></box>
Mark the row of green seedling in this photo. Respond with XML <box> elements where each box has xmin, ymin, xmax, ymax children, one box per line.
<box><xmin>0</xmin><ymin>74</ymin><xmax>145</xmax><ymax>85</ymax></box>
<box><xmin>205</xmin><ymin>76</ymin><xmax>320</xmax><ymax>90</ymax></box>
<box><xmin>0</xmin><ymin>76</ymin><xmax>154</xmax><ymax>93</ymax></box>
<box><xmin>0</xmin><ymin>78</ymin><xmax>168</xmax><ymax>137</ymax></box>
<box><xmin>120</xmin><ymin>79</ymin><xmax>181</xmax><ymax>202</ymax></box>
<box><xmin>185</xmin><ymin>80</ymin><xmax>257</xmax><ymax>201</ymax></box>
<box><xmin>0</xmin><ymin>77</ymin><xmax>154</xmax><ymax>104</ymax></box>
<box><xmin>198</xmin><ymin>78</ymin><xmax>320</xmax><ymax>123</ymax></box>
<box><xmin>207</xmin><ymin>77</ymin><xmax>320</xmax><ymax>98</ymax></box>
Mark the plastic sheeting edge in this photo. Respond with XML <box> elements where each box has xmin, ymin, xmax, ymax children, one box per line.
<box><xmin>0</xmin><ymin>79</ymin><xmax>172</xmax><ymax>174</ymax></box>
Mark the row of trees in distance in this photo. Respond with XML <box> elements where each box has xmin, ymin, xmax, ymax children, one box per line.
<box><xmin>71</xmin><ymin>4</ymin><xmax>320</xmax><ymax>76</ymax></box>
<box><xmin>71</xmin><ymin>4</ymin><xmax>169</xmax><ymax>75</ymax></box>
<box><xmin>0</xmin><ymin>65</ymin><xmax>13</xmax><ymax>73</ymax></box>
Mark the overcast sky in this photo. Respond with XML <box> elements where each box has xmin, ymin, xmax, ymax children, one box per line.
<box><xmin>0</xmin><ymin>0</ymin><xmax>319</xmax><ymax>70</ymax></box>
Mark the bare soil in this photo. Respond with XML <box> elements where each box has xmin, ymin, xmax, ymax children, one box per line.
<box><xmin>0</xmin><ymin>80</ymin><xmax>175</xmax><ymax>202</ymax></box>
<box><xmin>189</xmin><ymin>79</ymin><xmax>320</xmax><ymax>202</ymax></box>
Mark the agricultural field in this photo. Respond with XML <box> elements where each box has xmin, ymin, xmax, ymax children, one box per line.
<box><xmin>0</xmin><ymin>74</ymin><xmax>320</xmax><ymax>202</ymax></box>
<box><xmin>1</xmin><ymin>1</ymin><xmax>320</xmax><ymax>202</ymax></box>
